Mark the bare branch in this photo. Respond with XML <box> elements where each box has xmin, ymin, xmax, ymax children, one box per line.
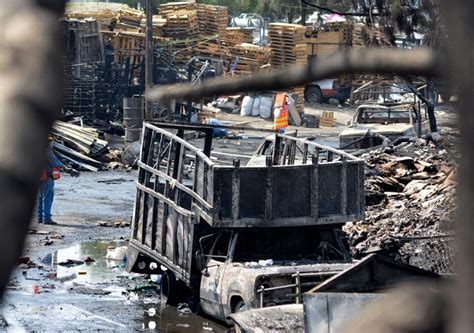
<box><xmin>147</xmin><ymin>48</ymin><xmax>440</xmax><ymax>103</ymax></box>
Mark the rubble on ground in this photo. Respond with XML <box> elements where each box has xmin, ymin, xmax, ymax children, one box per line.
<box><xmin>344</xmin><ymin>132</ymin><xmax>458</xmax><ymax>271</ymax></box>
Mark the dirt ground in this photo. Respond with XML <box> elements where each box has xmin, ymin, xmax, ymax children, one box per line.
<box><xmin>2</xmin><ymin>171</ymin><xmax>226</xmax><ymax>332</ymax></box>
<box><xmin>1</xmin><ymin>102</ymin><xmax>457</xmax><ymax>331</ymax></box>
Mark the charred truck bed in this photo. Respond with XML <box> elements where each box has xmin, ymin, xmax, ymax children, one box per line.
<box><xmin>127</xmin><ymin>122</ymin><xmax>365</xmax><ymax>321</ymax></box>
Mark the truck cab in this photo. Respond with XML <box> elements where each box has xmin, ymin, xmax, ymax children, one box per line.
<box><xmin>339</xmin><ymin>103</ymin><xmax>430</xmax><ymax>149</ymax></box>
<box><xmin>305</xmin><ymin>79</ymin><xmax>350</xmax><ymax>104</ymax></box>
<box><xmin>199</xmin><ymin>228</ymin><xmax>352</xmax><ymax>323</ymax></box>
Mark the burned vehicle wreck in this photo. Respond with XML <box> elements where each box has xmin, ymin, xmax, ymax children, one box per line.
<box><xmin>339</xmin><ymin>103</ymin><xmax>430</xmax><ymax>150</ymax></box>
<box><xmin>126</xmin><ymin>122</ymin><xmax>365</xmax><ymax>323</ymax></box>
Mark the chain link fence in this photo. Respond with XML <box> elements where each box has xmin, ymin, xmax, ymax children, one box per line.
<box><xmin>400</xmin><ymin>235</ymin><xmax>456</xmax><ymax>275</ymax></box>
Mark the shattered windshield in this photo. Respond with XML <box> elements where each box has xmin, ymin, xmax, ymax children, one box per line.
<box><xmin>358</xmin><ymin>108</ymin><xmax>415</xmax><ymax>124</ymax></box>
<box><xmin>232</xmin><ymin>227</ymin><xmax>350</xmax><ymax>263</ymax></box>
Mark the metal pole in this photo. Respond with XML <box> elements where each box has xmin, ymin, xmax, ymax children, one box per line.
<box><xmin>301</xmin><ymin>0</ymin><xmax>307</xmax><ymax>26</ymax></box>
<box><xmin>145</xmin><ymin>0</ymin><xmax>154</xmax><ymax>120</ymax></box>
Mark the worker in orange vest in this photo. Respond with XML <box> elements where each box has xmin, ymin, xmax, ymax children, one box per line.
<box><xmin>273</xmin><ymin>93</ymin><xmax>288</xmax><ymax>133</ymax></box>
<box><xmin>38</xmin><ymin>135</ymin><xmax>63</xmax><ymax>225</ymax></box>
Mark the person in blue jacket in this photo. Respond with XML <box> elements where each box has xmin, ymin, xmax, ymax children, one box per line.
<box><xmin>38</xmin><ymin>136</ymin><xmax>63</xmax><ymax>225</ymax></box>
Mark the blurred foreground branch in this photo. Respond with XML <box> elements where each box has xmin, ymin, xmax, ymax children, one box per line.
<box><xmin>0</xmin><ymin>0</ymin><xmax>66</xmax><ymax>296</ymax></box>
<box><xmin>147</xmin><ymin>48</ymin><xmax>440</xmax><ymax>103</ymax></box>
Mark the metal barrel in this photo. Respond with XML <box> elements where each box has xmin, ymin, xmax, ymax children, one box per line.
<box><xmin>125</xmin><ymin>128</ymin><xmax>142</xmax><ymax>142</ymax></box>
<box><xmin>123</xmin><ymin>97</ymin><xmax>144</xmax><ymax>129</ymax></box>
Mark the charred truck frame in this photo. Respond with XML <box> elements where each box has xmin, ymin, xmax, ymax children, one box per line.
<box><xmin>127</xmin><ymin>122</ymin><xmax>365</xmax><ymax>323</ymax></box>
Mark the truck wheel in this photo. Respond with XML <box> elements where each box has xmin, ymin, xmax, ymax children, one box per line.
<box><xmin>305</xmin><ymin>86</ymin><xmax>323</xmax><ymax>104</ymax></box>
<box><xmin>234</xmin><ymin>300</ymin><xmax>248</xmax><ymax>313</ymax></box>
<box><xmin>160</xmin><ymin>271</ymin><xmax>179</xmax><ymax>306</ymax></box>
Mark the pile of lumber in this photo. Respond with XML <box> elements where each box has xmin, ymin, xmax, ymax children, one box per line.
<box><xmin>196</xmin><ymin>4</ymin><xmax>228</xmax><ymax>36</ymax></box>
<box><xmin>51</xmin><ymin>121</ymin><xmax>109</xmax><ymax>171</ymax></box>
<box><xmin>229</xmin><ymin>43</ymin><xmax>270</xmax><ymax>75</ymax></box>
<box><xmin>269</xmin><ymin>23</ymin><xmax>307</xmax><ymax>113</ymax></box>
<box><xmin>163</xmin><ymin>10</ymin><xmax>199</xmax><ymax>38</ymax></box>
<box><xmin>224</xmin><ymin>27</ymin><xmax>254</xmax><ymax>45</ymax></box>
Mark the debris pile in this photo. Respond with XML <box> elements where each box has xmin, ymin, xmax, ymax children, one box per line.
<box><xmin>344</xmin><ymin>136</ymin><xmax>458</xmax><ymax>272</ymax></box>
<box><xmin>52</xmin><ymin>121</ymin><xmax>126</xmax><ymax>171</ymax></box>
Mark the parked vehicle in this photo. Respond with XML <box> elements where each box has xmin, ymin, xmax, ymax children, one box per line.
<box><xmin>126</xmin><ymin>123</ymin><xmax>365</xmax><ymax>323</ymax></box>
<box><xmin>339</xmin><ymin>103</ymin><xmax>430</xmax><ymax>149</ymax></box>
<box><xmin>305</xmin><ymin>79</ymin><xmax>350</xmax><ymax>104</ymax></box>
<box><xmin>232</xmin><ymin>13</ymin><xmax>262</xmax><ymax>29</ymax></box>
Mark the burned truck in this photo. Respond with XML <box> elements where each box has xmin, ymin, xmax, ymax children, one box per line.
<box><xmin>126</xmin><ymin>123</ymin><xmax>365</xmax><ymax>323</ymax></box>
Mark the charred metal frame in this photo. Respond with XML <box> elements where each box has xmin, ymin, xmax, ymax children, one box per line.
<box><xmin>129</xmin><ymin>123</ymin><xmax>365</xmax><ymax>286</ymax></box>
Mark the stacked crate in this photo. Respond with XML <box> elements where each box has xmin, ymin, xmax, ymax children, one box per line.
<box><xmin>162</xmin><ymin>10</ymin><xmax>199</xmax><ymax>38</ymax></box>
<box><xmin>224</xmin><ymin>27</ymin><xmax>254</xmax><ymax>45</ymax></box>
<box><xmin>229</xmin><ymin>43</ymin><xmax>270</xmax><ymax>75</ymax></box>
<box><xmin>269</xmin><ymin>23</ymin><xmax>307</xmax><ymax>113</ymax></box>
<box><xmin>196</xmin><ymin>3</ymin><xmax>228</xmax><ymax>36</ymax></box>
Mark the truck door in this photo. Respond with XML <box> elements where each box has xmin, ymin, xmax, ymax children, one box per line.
<box><xmin>199</xmin><ymin>231</ymin><xmax>232</xmax><ymax>320</ymax></box>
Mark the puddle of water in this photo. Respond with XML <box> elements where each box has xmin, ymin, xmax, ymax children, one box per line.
<box><xmin>140</xmin><ymin>303</ymin><xmax>228</xmax><ymax>333</ymax></box>
<box><xmin>42</xmin><ymin>240</ymin><xmax>136</xmax><ymax>285</ymax></box>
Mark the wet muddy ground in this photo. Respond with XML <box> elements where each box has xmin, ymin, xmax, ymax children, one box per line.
<box><xmin>1</xmin><ymin>104</ymin><xmax>456</xmax><ymax>331</ymax></box>
<box><xmin>2</xmin><ymin>171</ymin><xmax>228</xmax><ymax>332</ymax></box>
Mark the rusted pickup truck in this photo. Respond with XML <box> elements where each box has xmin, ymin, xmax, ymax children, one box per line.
<box><xmin>339</xmin><ymin>103</ymin><xmax>430</xmax><ymax>150</ymax></box>
<box><xmin>126</xmin><ymin>123</ymin><xmax>364</xmax><ymax>323</ymax></box>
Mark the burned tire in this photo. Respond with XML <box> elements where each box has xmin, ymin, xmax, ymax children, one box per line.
<box><xmin>305</xmin><ymin>86</ymin><xmax>323</xmax><ymax>104</ymax></box>
<box><xmin>160</xmin><ymin>271</ymin><xmax>179</xmax><ymax>306</ymax></box>
<box><xmin>233</xmin><ymin>300</ymin><xmax>248</xmax><ymax>313</ymax></box>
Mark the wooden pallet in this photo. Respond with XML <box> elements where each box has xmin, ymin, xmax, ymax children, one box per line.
<box><xmin>162</xmin><ymin>9</ymin><xmax>199</xmax><ymax>38</ymax></box>
<box><xmin>320</xmin><ymin>111</ymin><xmax>336</xmax><ymax>127</ymax></box>
<box><xmin>196</xmin><ymin>3</ymin><xmax>228</xmax><ymax>36</ymax></box>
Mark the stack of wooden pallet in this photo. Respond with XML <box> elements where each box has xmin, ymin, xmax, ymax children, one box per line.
<box><xmin>306</xmin><ymin>22</ymin><xmax>352</xmax><ymax>56</ymax></box>
<box><xmin>159</xmin><ymin>2</ymin><xmax>196</xmax><ymax>16</ymax></box>
<box><xmin>102</xmin><ymin>31</ymin><xmax>145</xmax><ymax>64</ymax></box>
<box><xmin>196</xmin><ymin>3</ymin><xmax>228</xmax><ymax>36</ymax></box>
<box><xmin>195</xmin><ymin>39</ymin><xmax>229</xmax><ymax>59</ymax></box>
<box><xmin>140</xmin><ymin>15</ymin><xmax>167</xmax><ymax>36</ymax></box>
<box><xmin>228</xmin><ymin>43</ymin><xmax>270</xmax><ymax>75</ymax></box>
<box><xmin>115</xmin><ymin>7</ymin><xmax>143</xmax><ymax>32</ymax></box>
<box><xmin>163</xmin><ymin>10</ymin><xmax>199</xmax><ymax>38</ymax></box>
<box><xmin>269</xmin><ymin>23</ymin><xmax>307</xmax><ymax>113</ymax></box>
<box><xmin>269</xmin><ymin>23</ymin><xmax>307</xmax><ymax>67</ymax></box>
<box><xmin>65</xmin><ymin>2</ymin><xmax>129</xmax><ymax>30</ymax></box>
<box><xmin>224</xmin><ymin>27</ymin><xmax>254</xmax><ymax>45</ymax></box>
